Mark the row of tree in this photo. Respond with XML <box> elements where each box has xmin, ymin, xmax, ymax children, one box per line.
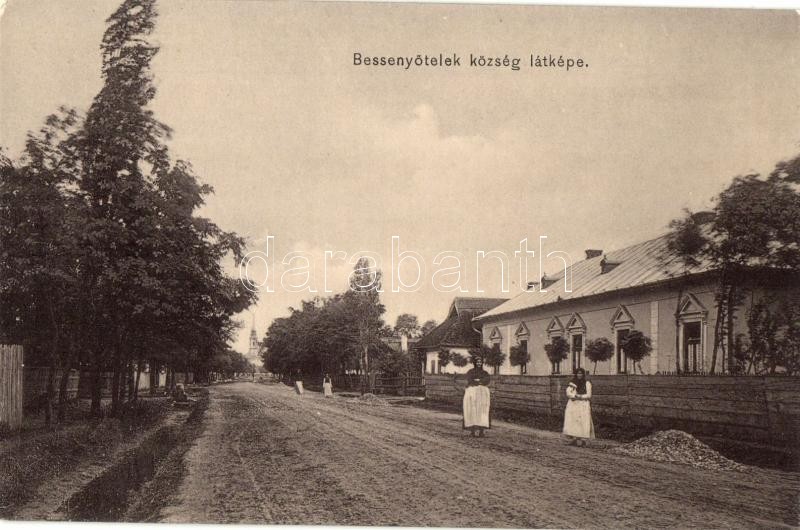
<box><xmin>0</xmin><ymin>0</ymin><xmax>255</xmax><ymax>423</ymax></box>
<box><xmin>263</xmin><ymin>259</ymin><xmax>442</xmax><ymax>386</ymax></box>
<box><xmin>264</xmin><ymin>258</ymin><xmax>387</xmax><ymax>386</ymax></box>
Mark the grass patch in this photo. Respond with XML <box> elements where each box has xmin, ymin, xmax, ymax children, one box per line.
<box><xmin>60</xmin><ymin>389</ymin><xmax>209</xmax><ymax>522</ymax></box>
<box><xmin>0</xmin><ymin>398</ymin><xmax>169</xmax><ymax>517</ymax></box>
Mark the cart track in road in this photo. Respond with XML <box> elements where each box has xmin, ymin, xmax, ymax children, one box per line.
<box><xmin>158</xmin><ymin>382</ymin><xmax>800</xmax><ymax>528</ymax></box>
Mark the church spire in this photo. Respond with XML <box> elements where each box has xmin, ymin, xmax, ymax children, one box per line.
<box><xmin>248</xmin><ymin>312</ymin><xmax>259</xmax><ymax>359</ymax></box>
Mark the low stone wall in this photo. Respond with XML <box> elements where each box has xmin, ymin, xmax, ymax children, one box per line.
<box><xmin>425</xmin><ymin>374</ymin><xmax>800</xmax><ymax>445</ymax></box>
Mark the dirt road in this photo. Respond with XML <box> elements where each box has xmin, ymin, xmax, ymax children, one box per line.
<box><xmin>159</xmin><ymin>382</ymin><xmax>799</xmax><ymax>528</ymax></box>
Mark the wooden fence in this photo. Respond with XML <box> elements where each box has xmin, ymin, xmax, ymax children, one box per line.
<box><xmin>426</xmin><ymin>374</ymin><xmax>800</xmax><ymax>446</ymax></box>
<box><xmin>0</xmin><ymin>345</ymin><xmax>24</xmax><ymax>429</ymax></box>
<box><xmin>297</xmin><ymin>374</ymin><xmax>424</xmax><ymax>395</ymax></box>
<box><xmin>374</xmin><ymin>375</ymin><xmax>425</xmax><ymax>396</ymax></box>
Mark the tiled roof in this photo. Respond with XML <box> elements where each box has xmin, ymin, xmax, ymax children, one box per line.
<box><xmin>475</xmin><ymin>232</ymin><xmax>716</xmax><ymax>321</ymax></box>
<box><xmin>415</xmin><ymin>297</ymin><xmax>509</xmax><ymax>350</ymax></box>
<box><xmin>452</xmin><ymin>297</ymin><xmax>509</xmax><ymax>316</ymax></box>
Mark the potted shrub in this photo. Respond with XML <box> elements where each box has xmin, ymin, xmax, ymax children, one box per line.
<box><xmin>620</xmin><ymin>330</ymin><xmax>652</xmax><ymax>374</ymax></box>
<box><xmin>585</xmin><ymin>337</ymin><xmax>615</xmax><ymax>374</ymax></box>
<box><xmin>544</xmin><ymin>336</ymin><xmax>569</xmax><ymax>374</ymax></box>
<box><xmin>509</xmin><ymin>344</ymin><xmax>530</xmax><ymax>374</ymax></box>
<box><xmin>468</xmin><ymin>343</ymin><xmax>506</xmax><ymax>375</ymax></box>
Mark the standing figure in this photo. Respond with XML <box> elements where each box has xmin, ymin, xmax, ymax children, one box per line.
<box><xmin>563</xmin><ymin>367</ymin><xmax>595</xmax><ymax>446</ymax></box>
<box><xmin>323</xmin><ymin>373</ymin><xmax>334</xmax><ymax>397</ymax></box>
<box><xmin>463</xmin><ymin>356</ymin><xmax>491</xmax><ymax>437</ymax></box>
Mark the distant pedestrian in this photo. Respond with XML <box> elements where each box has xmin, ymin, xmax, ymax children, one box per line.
<box><xmin>563</xmin><ymin>367</ymin><xmax>594</xmax><ymax>446</ymax></box>
<box><xmin>463</xmin><ymin>356</ymin><xmax>491</xmax><ymax>437</ymax></box>
<box><xmin>323</xmin><ymin>373</ymin><xmax>333</xmax><ymax>397</ymax></box>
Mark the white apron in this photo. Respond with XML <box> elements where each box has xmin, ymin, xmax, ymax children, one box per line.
<box><xmin>323</xmin><ymin>381</ymin><xmax>333</xmax><ymax>397</ymax></box>
<box><xmin>463</xmin><ymin>385</ymin><xmax>491</xmax><ymax>429</ymax></box>
<box><xmin>563</xmin><ymin>381</ymin><xmax>595</xmax><ymax>438</ymax></box>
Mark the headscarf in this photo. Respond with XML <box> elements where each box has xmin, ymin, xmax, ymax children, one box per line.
<box><xmin>570</xmin><ymin>368</ymin><xmax>587</xmax><ymax>395</ymax></box>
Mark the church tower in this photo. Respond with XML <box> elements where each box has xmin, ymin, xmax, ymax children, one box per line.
<box><xmin>248</xmin><ymin>314</ymin><xmax>260</xmax><ymax>362</ymax></box>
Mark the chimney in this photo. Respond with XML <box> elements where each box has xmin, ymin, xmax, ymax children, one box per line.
<box><xmin>400</xmin><ymin>334</ymin><xmax>409</xmax><ymax>353</ymax></box>
<box><xmin>526</xmin><ymin>281</ymin><xmax>539</xmax><ymax>291</ymax></box>
<box><xmin>540</xmin><ymin>274</ymin><xmax>558</xmax><ymax>289</ymax></box>
<box><xmin>585</xmin><ymin>249</ymin><xmax>603</xmax><ymax>260</ymax></box>
<box><xmin>600</xmin><ymin>255</ymin><xmax>622</xmax><ymax>274</ymax></box>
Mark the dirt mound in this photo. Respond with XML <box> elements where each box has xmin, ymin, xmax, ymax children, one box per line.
<box><xmin>611</xmin><ymin>430</ymin><xmax>746</xmax><ymax>472</ymax></box>
<box><xmin>351</xmin><ymin>393</ymin><xmax>389</xmax><ymax>407</ymax></box>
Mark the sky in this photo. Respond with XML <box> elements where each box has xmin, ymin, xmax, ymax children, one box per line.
<box><xmin>1</xmin><ymin>1</ymin><xmax>798</xmax><ymax>355</ymax></box>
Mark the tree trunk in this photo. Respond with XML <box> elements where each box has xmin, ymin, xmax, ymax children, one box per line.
<box><xmin>110</xmin><ymin>352</ymin><xmax>121</xmax><ymax>417</ymax></box>
<box><xmin>726</xmin><ymin>284</ymin><xmax>736</xmax><ymax>374</ymax></box>
<box><xmin>709</xmin><ymin>290</ymin><xmax>726</xmax><ymax>375</ymax></box>
<box><xmin>133</xmin><ymin>359</ymin><xmax>143</xmax><ymax>401</ymax></box>
<box><xmin>45</xmin><ymin>358</ymin><xmax>57</xmax><ymax>427</ymax></box>
<box><xmin>90</xmin><ymin>355</ymin><xmax>103</xmax><ymax>417</ymax></box>
<box><xmin>57</xmin><ymin>331</ymin><xmax>78</xmax><ymax>422</ymax></box>
<box><xmin>45</xmin><ymin>302</ymin><xmax>62</xmax><ymax>426</ymax></box>
<box><xmin>119</xmin><ymin>362</ymin><xmax>128</xmax><ymax>403</ymax></box>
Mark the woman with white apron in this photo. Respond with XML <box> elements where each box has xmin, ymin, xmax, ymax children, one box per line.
<box><xmin>563</xmin><ymin>368</ymin><xmax>595</xmax><ymax>446</ymax></box>
<box><xmin>463</xmin><ymin>356</ymin><xmax>491</xmax><ymax>437</ymax></box>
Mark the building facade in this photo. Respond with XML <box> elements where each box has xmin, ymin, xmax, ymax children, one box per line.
<box><xmin>415</xmin><ymin>297</ymin><xmax>507</xmax><ymax>375</ymax></box>
<box><xmin>474</xmin><ymin>233</ymin><xmax>797</xmax><ymax>376</ymax></box>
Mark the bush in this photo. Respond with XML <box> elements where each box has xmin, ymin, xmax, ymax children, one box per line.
<box><xmin>437</xmin><ymin>348</ymin><xmax>452</xmax><ymax>370</ymax></box>
<box><xmin>585</xmin><ymin>337</ymin><xmax>614</xmax><ymax>374</ymax></box>
<box><xmin>451</xmin><ymin>352</ymin><xmax>469</xmax><ymax>367</ymax></box>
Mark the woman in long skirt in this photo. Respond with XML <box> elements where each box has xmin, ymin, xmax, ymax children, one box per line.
<box><xmin>322</xmin><ymin>373</ymin><xmax>333</xmax><ymax>397</ymax></box>
<box><xmin>463</xmin><ymin>356</ymin><xmax>491</xmax><ymax>437</ymax></box>
<box><xmin>563</xmin><ymin>368</ymin><xmax>594</xmax><ymax>446</ymax></box>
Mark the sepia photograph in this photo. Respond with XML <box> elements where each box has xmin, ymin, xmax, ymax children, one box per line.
<box><xmin>0</xmin><ymin>0</ymin><xmax>799</xmax><ymax>528</ymax></box>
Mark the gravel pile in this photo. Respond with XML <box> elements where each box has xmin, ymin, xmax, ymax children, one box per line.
<box><xmin>610</xmin><ymin>430</ymin><xmax>746</xmax><ymax>472</ymax></box>
<box><xmin>350</xmin><ymin>393</ymin><xmax>389</xmax><ymax>407</ymax></box>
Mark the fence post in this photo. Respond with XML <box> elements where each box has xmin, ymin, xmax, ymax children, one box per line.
<box><xmin>0</xmin><ymin>345</ymin><xmax>24</xmax><ymax>429</ymax></box>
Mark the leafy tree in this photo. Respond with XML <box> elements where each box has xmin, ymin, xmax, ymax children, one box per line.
<box><xmin>347</xmin><ymin>257</ymin><xmax>386</xmax><ymax>393</ymax></box>
<box><xmin>666</xmin><ymin>153</ymin><xmax>800</xmax><ymax>373</ymax></box>
<box><xmin>0</xmin><ymin>109</ymin><xmax>84</xmax><ymax>424</ymax></box>
<box><xmin>585</xmin><ymin>337</ymin><xmax>614</xmax><ymax>374</ymax></box>
<box><xmin>437</xmin><ymin>348</ymin><xmax>452</xmax><ymax>372</ymax></box>
<box><xmin>620</xmin><ymin>330</ymin><xmax>652</xmax><ymax>374</ymax></box>
<box><xmin>262</xmin><ymin>259</ymin><xmax>387</xmax><ymax>388</ymax></box>
<box><xmin>376</xmin><ymin>347</ymin><xmax>416</xmax><ymax>377</ymax></box>
<box><xmin>666</xmin><ymin>210</ymin><xmax>710</xmax><ymax>373</ymax></box>
<box><xmin>451</xmin><ymin>352</ymin><xmax>469</xmax><ymax>367</ymax></box>
<box><xmin>742</xmin><ymin>299</ymin><xmax>800</xmax><ymax>375</ymax></box>
<box><xmin>509</xmin><ymin>344</ymin><xmax>530</xmax><ymax>374</ymax></box>
<box><xmin>544</xmin><ymin>336</ymin><xmax>569</xmax><ymax>374</ymax></box>
<box><xmin>421</xmin><ymin>319</ymin><xmax>438</xmax><ymax>336</ymax></box>
<box><xmin>0</xmin><ymin>0</ymin><xmax>256</xmax><ymax>419</ymax></box>
<box><xmin>394</xmin><ymin>313</ymin><xmax>420</xmax><ymax>338</ymax></box>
